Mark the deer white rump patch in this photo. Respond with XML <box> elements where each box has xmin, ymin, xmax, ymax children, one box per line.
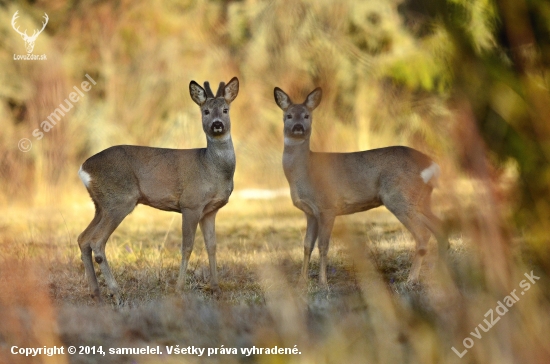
<box><xmin>420</xmin><ymin>162</ymin><xmax>440</xmax><ymax>185</ymax></box>
<box><xmin>78</xmin><ymin>165</ymin><xmax>92</xmax><ymax>188</ymax></box>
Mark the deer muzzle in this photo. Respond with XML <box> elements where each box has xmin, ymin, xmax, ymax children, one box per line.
<box><xmin>211</xmin><ymin>121</ymin><xmax>225</xmax><ymax>135</ymax></box>
<box><xmin>291</xmin><ymin>124</ymin><xmax>305</xmax><ymax>136</ymax></box>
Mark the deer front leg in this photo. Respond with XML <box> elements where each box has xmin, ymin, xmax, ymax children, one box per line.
<box><xmin>317</xmin><ymin>213</ymin><xmax>335</xmax><ymax>287</ymax></box>
<box><xmin>301</xmin><ymin>213</ymin><xmax>318</xmax><ymax>280</ymax></box>
<box><xmin>177</xmin><ymin>209</ymin><xmax>201</xmax><ymax>292</ymax></box>
<box><xmin>199</xmin><ymin>210</ymin><xmax>220</xmax><ymax>293</ymax></box>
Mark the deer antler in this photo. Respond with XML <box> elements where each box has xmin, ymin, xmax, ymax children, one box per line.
<box><xmin>215</xmin><ymin>82</ymin><xmax>225</xmax><ymax>98</ymax></box>
<box><xmin>11</xmin><ymin>11</ymin><xmax>28</xmax><ymax>38</ymax></box>
<box><xmin>11</xmin><ymin>11</ymin><xmax>48</xmax><ymax>41</ymax></box>
<box><xmin>29</xmin><ymin>13</ymin><xmax>49</xmax><ymax>40</ymax></box>
<box><xmin>203</xmin><ymin>82</ymin><xmax>215</xmax><ymax>99</ymax></box>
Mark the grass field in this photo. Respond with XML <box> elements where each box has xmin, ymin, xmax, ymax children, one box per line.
<box><xmin>5</xmin><ymin>194</ymin><xmax>436</xmax><ymax>303</ymax></box>
<box><xmin>0</xmin><ymin>190</ymin><xmax>444</xmax><ymax>362</ymax></box>
<box><xmin>3</xmin><ymin>184</ymin><xmax>548</xmax><ymax>364</ymax></box>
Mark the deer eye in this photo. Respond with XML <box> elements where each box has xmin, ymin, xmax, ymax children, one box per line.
<box><xmin>223</xmin><ymin>108</ymin><xmax>228</xmax><ymax>114</ymax></box>
<box><xmin>304</xmin><ymin>115</ymin><xmax>309</xmax><ymax>119</ymax></box>
<box><xmin>287</xmin><ymin>115</ymin><xmax>292</xmax><ymax>119</ymax></box>
<box><xmin>204</xmin><ymin>110</ymin><xmax>210</xmax><ymax>115</ymax></box>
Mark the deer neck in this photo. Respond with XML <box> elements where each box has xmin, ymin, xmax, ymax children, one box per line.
<box><xmin>205</xmin><ymin>134</ymin><xmax>236</xmax><ymax>177</ymax></box>
<box><xmin>282</xmin><ymin>137</ymin><xmax>311</xmax><ymax>181</ymax></box>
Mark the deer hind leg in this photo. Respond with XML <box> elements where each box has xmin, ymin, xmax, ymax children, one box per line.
<box><xmin>78</xmin><ymin>208</ymin><xmax>102</xmax><ymax>302</ymax></box>
<box><xmin>199</xmin><ymin>210</ymin><xmax>219</xmax><ymax>293</ymax></box>
<box><xmin>400</xmin><ymin>213</ymin><xmax>432</xmax><ymax>283</ymax></box>
<box><xmin>88</xmin><ymin>202</ymin><xmax>135</xmax><ymax>305</ymax></box>
<box><xmin>421</xmin><ymin>209</ymin><xmax>448</xmax><ymax>258</ymax></box>
<box><xmin>385</xmin><ymin>199</ymin><xmax>432</xmax><ymax>283</ymax></box>
<box><xmin>407</xmin><ymin>225</ymin><xmax>431</xmax><ymax>283</ymax></box>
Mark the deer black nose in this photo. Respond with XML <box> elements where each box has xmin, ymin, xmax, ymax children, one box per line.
<box><xmin>291</xmin><ymin>124</ymin><xmax>305</xmax><ymax>135</ymax></box>
<box><xmin>211</xmin><ymin>121</ymin><xmax>225</xmax><ymax>135</ymax></box>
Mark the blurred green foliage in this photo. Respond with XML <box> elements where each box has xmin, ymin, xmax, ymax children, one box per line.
<box><xmin>407</xmin><ymin>0</ymin><xmax>550</xmax><ymax>254</ymax></box>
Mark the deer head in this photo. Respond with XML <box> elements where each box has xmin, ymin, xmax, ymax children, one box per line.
<box><xmin>189</xmin><ymin>78</ymin><xmax>239</xmax><ymax>140</ymax></box>
<box><xmin>12</xmin><ymin>11</ymin><xmax>49</xmax><ymax>54</ymax></box>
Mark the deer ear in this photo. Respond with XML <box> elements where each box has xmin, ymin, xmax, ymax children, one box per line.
<box><xmin>190</xmin><ymin>81</ymin><xmax>207</xmax><ymax>106</ymax></box>
<box><xmin>274</xmin><ymin>87</ymin><xmax>292</xmax><ymax>111</ymax></box>
<box><xmin>224</xmin><ymin>77</ymin><xmax>239</xmax><ymax>104</ymax></box>
<box><xmin>304</xmin><ymin>87</ymin><xmax>322</xmax><ymax>111</ymax></box>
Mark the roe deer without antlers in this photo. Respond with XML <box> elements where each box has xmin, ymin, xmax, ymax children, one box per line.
<box><xmin>273</xmin><ymin>86</ymin><xmax>447</xmax><ymax>286</ymax></box>
<box><xmin>77</xmin><ymin>78</ymin><xmax>239</xmax><ymax>303</ymax></box>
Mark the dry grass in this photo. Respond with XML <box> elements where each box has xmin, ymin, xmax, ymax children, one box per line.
<box><xmin>3</xmin><ymin>195</ymin><xmax>423</xmax><ymax>305</ymax></box>
<box><xmin>2</xmin><ymin>188</ymin><xmax>547</xmax><ymax>364</ymax></box>
<box><xmin>0</xmin><ymin>193</ymin><xmax>446</xmax><ymax>363</ymax></box>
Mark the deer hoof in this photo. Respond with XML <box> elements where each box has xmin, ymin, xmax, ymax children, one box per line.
<box><xmin>91</xmin><ymin>290</ymin><xmax>103</xmax><ymax>304</ymax></box>
<box><xmin>406</xmin><ymin>275</ymin><xmax>420</xmax><ymax>286</ymax></box>
<box><xmin>110</xmin><ymin>293</ymin><xmax>122</xmax><ymax>306</ymax></box>
<box><xmin>210</xmin><ymin>284</ymin><xmax>221</xmax><ymax>296</ymax></box>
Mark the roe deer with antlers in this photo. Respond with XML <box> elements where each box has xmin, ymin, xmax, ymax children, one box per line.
<box><xmin>273</xmin><ymin>86</ymin><xmax>447</xmax><ymax>286</ymax></box>
<box><xmin>11</xmin><ymin>11</ymin><xmax>48</xmax><ymax>54</ymax></box>
<box><xmin>78</xmin><ymin>78</ymin><xmax>239</xmax><ymax>303</ymax></box>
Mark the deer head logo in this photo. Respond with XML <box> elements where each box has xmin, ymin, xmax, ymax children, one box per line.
<box><xmin>11</xmin><ymin>11</ymin><xmax>49</xmax><ymax>54</ymax></box>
